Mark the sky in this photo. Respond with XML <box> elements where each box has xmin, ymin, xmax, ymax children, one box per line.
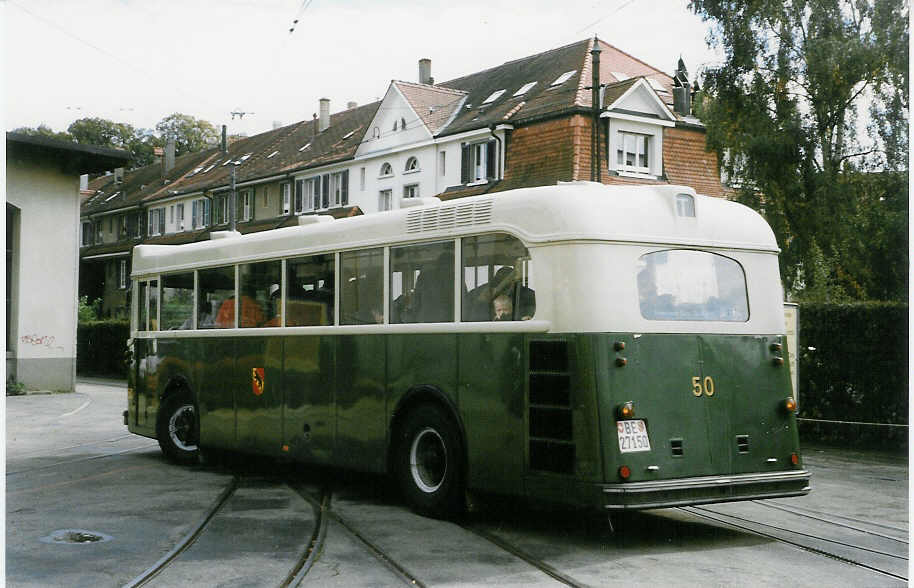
<box><xmin>1</xmin><ymin>0</ymin><xmax>723</xmax><ymax>139</ymax></box>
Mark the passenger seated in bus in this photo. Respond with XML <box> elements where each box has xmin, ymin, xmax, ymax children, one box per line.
<box><xmin>412</xmin><ymin>259</ymin><xmax>453</xmax><ymax>323</ymax></box>
<box><xmin>489</xmin><ymin>266</ymin><xmax>535</xmax><ymax>320</ymax></box>
<box><xmin>493</xmin><ymin>294</ymin><xmax>513</xmax><ymax>321</ymax></box>
<box><xmin>263</xmin><ymin>283</ymin><xmax>282</xmax><ymax>327</ymax></box>
<box><xmin>214</xmin><ymin>290</ymin><xmax>265</xmax><ymax>328</ymax></box>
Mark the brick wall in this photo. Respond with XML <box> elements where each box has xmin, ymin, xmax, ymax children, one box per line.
<box><xmin>662</xmin><ymin>127</ymin><xmax>726</xmax><ymax>198</ymax></box>
<box><xmin>499</xmin><ymin>116</ymin><xmax>578</xmax><ymax>190</ymax></box>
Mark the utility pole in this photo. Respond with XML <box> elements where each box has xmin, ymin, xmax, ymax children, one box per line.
<box><xmin>591</xmin><ymin>37</ymin><xmax>602</xmax><ymax>182</ymax></box>
<box><xmin>222</xmin><ymin>124</ymin><xmax>237</xmax><ymax>233</ymax></box>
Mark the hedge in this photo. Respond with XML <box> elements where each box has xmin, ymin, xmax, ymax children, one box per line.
<box><xmin>77</xmin><ymin>320</ymin><xmax>129</xmax><ymax>378</ymax></box>
<box><xmin>797</xmin><ymin>302</ymin><xmax>908</xmax><ymax>448</ymax></box>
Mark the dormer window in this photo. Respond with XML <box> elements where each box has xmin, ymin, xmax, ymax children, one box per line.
<box><xmin>551</xmin><ymin>70</ymin><xmax>576</xmax><ymax>87</ymax></box>
<box><xmin>404</xmin><ymin>157</ymin><xmax>419</xmax><ymax>172</ymax></box>
<box><xmin>380</xmin><ymin>162</ymin><xmax>393</xmax><ymax>177</ymax></box>
<box><xmin>616</xmin><ymin>131</ymin><xmax>650</xmax><ymax>173</ymax></box>
<box><xmin>513</xmin><ymin>81</ymin><xmax>537</xmax><ymax>96</ymax></box>
<box><xmin>372</xmin><ymin>126</ymin><xmax>381</xmax><ymax>139</ymax></box>
<box><xmin>483</xmin><ymin>89</ymin><xmax>505</xmax><ymax>104</ymax></box>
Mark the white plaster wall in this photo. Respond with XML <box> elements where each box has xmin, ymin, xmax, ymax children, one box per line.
<box><xmin>6</xmin><ymin>160</ymin><xmax>80</xmax><ymax>364</ymax></box>
<box><xmin>354</xmin><ymin>145</ymin><xmax>439</xmax><ymax>213</ymax></box>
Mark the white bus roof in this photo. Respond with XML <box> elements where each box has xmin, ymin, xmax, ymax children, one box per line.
<box><xmin>132</xmin><ymin>182</ymin><xmax>778</xmax><ymax>277</ymax></box>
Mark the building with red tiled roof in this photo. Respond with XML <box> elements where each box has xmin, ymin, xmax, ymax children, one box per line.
<box><xmin>80</xmin><ymin>38</ymin><xmax>724</xmax><ymax>318</ymax></box>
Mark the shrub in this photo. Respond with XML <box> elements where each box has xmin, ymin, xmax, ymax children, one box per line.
<box><xmin>6</xmin><ymin>376</ymin><xmax>26</xmax><ymax>396</ymax></box>
<box><xmin>798</xmin><ymin>302</ymin><xmax>908</xmax><ymax>448</ymax></box>
<box><xmin>77</xmin><ymin>320</ymin><xmax>130</xmax><ymax>377</ymax></box>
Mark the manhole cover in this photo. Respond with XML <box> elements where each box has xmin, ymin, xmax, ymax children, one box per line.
<box><xmin>40</xmin><ymin>529</ymin><xmax>112</xmax><ymax>544</ymax></box>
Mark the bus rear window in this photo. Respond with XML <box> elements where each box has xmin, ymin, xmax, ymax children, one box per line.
<box><xmin>637</xmin><ymin>250</ymin><xmax>748</xmax><ymax>321</ymax></box>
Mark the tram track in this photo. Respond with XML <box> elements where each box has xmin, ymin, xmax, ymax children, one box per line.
<box><xmin>289</xmin><ymin>484</ymin><xmax>425</xmax><ymax>587</ymax></box>
<box><xmin>761</xmin><ymin>500</ymin><xmax>909</xmax><ymax>537</ymax></box>
<box><xmin>123</xmin><ymin>476</ymin><xmax>239</xmax><ymax>587</ymax></box>
<box><xmin>6</xmin><ymin>440</ymin><xmax>159</xmax><ymax>476</ymax></box>
<box><xmin>459</xmin><ymin>523</ymin><xmax>588</xmax><ymax>587</ymax></box>
<box><xmin>753</xmin><ymin>500</ymin><xmax>909</xmax><ymax>544</ymax></box>
<box><xmin>680</xmin><ymin>505</ymin><xmax>908</xmax><ymax>582</ymax></box>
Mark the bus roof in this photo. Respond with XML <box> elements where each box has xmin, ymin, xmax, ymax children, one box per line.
<box><xmin>132</xmin><ymin>182</ymin><xmax>778</xmax><ymax>277</ymax></box>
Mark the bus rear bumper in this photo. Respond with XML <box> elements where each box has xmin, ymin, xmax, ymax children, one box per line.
<box><xmin>600</xmin><ymin>470</ymin><xmax>811</xmax><ymax>510</ymax></box>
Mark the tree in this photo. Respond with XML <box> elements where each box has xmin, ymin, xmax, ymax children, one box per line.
<box><xmin>10</xmin><ymin>123</ymin><xmax>73</xmax><ymax>142</ymax></box>
<box><xmin>689</xmin><ymin>0</ymin><xmax>908</xmax><ymax>301</ymax></box>
<box><xmin>155</xmin><ymin>113</ymin><xmax>218</xmax><ymax>157</ymax></box>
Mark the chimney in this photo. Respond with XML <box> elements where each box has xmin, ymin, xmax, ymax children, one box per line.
<box><xmin>319</xmin><ymin>98</ymin><xmax>330</xmax><ymax>132</ymax></box>
<box><xmin>272</xmin><ymin>120</ymin><xmax>283</xmax><ymax>129</ymax></box>
<box><xmin>164</xmin><ymin>135</ymin><xmax>176</xmax><ymax>176</ymax></box>
<box><xmin>114</xmin><ymin>167</ymin><xmax>125</xmax><ymax>184</ymax></box>
<box><xmin>419</xmin><ymin>58</ymin><xmax>432</xmax><ymax>85</ymax></box>
<box><xmin>221</xmin><ymin>125</ymin><xmax>227</xmax><ymax>153</ymax></box>
<box><xmin>672</xmin><ymin>57</ymin><xmax>691</xmax><ymax>116</ymax></box>
<box><xmin>347</xmin><ymin>101</ymin><xmax>358</xmax><ymax>110</ymax></box>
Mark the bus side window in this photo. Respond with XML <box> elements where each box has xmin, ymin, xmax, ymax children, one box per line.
<box><xmin>148</xmin><ymin>279</ymin><xmax>159</xmax><ymax>330</ymax></box>
<box><xmin>161</xmin><ymin>272</ymin><xmax>194</xmax><ymax>330</ymax></box>
<box><xmin>238</xmin><ymin>260</ymin><xmax>281</xmax><ymax>328</ymax></box>
<box><xmin>341</xmin><ymin>248</ymin><xmax>383</xmax><ymax>325</ymax></box>
<box><xmin>390</xmin><ymin>241</ymin><xmax>455</xmax><ymax>324</ymax></box>
<box><xmin>286</xmin><ymin>254</ymin><xmax>335</xmax><ymax>327</ymax></box>
<box><xmin>198</xmin><ymin>266</ymin><xmax>236</xmax><ymax>329</ymax></box>
<box><xmin>138</xmin><ymin>281</ymin><xmax>148</xmax><ymax>331</ymax></box>
<box><xmin>461</xmin><ymin>234</ymin><xmax>535</xmax><ymax>322</ymax></box>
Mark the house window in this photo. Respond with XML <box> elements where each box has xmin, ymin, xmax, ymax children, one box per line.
<box><xmin>297</xmin><ymin>177</ymin><xmax>320</xmax><ymax>212</ymax></box>
<box><xmin>380</xmin><ymin>162</ymin><xmax>393</xmax><ymax>177</ymax></box>
<box><xmin>400</xmin><ymin>117</ymin><xmax>407</xmax><ymax>131</ymax></box>
<box><xmin>281</xmin><ymin>182</ymin><xmax>291</xmax><ymax>214</ymax></box>
<box><xmin>169</xmin><ymin>205</ymin><xmax>174</xmax><ymax>224</ymax></box>
<box><xmin>81</xmin><ymin>221</ymin><xmax>93</xmax><ymax>246</ymax></box>
<box><xmin>330</xmin><ymin>170</ymin><xmax>349</xmax><ymax>207</ymax></box>
<box><xmin>403</xmin><ymin>184</ymin><xmax>419</xmax><ymax>199</ymax></box>
<box><xmin>360</xmin><ymin>167</ymin><xmax>366</xmax><ymax>191</ymax></box>
<box><xmin>263</xmin><ymin>186</ymin><xmax>270</xmax><ymax>208</ymax></box>
<box><xmin>616</xmin><ymin>131</ymin><xmax>650</xmax><ymax>173</ymax></box>
<box><xmin>378</xmin><ymin>189</ymin><xmax>392</xmax><ymax>211</ymax></box>
<box><xmin>119</xmin><ymin>259</ymin><xmax>127</xmax><ymax>289</ymax></box>
<box><xmin>440</xmin><ymin>151</ymin><xmax>446</xmax><ymax>176</ymax></box>
<box><xmin>242</xmin><ymin>190</ymin><xmax>252</xmax><ymax>221</ymax></box>
<box><xmin>192</xmin><ymin>199</ymin><xmax>211</xmax><ymax>228</ymax></box>
<box><xmin>405</xmin><ymin>157</ymin><xmax>419</xmax><ymax>172</ymax></box>
<box><xmin>461</xmin><ymin>140</ymin><xmax>498</xmax><ymax>184</ymax></box>
<box><xmin>176</xmin><ymin>203</ymin><xmax>185</xmax><ymax>230</ymax></box>
<box><xmin>148</xmin><ymin>208</ymin><xmax>165</xmax><ymax>236</ymax></box>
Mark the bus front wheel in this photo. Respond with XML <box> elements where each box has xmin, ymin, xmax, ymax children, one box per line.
<box><xmin>157</xmin><ymin>395</ymin><xmax>199</xmax><ymax>465</ymax></box>
<box><xmin>396</xmin><ymin>404</ymin><xmax>464</xmax><ymax>518</ymax></box>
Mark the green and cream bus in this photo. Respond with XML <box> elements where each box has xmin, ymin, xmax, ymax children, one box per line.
<box><xmin>127</xmin><ymin>181</ymin><xmax>810</xmax><ymax>517</ymax></box>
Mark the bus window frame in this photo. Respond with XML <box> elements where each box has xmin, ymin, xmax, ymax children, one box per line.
<box><xmin>132</xmin><ymin>231</ymin><xmax>540</xmax><ymax>335</ymax></box>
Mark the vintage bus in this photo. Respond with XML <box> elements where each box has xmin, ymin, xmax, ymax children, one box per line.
<box><xmin>126</xmin><ymin>182</ymin><xmax>810</xmax><ymax>517</ymax></box>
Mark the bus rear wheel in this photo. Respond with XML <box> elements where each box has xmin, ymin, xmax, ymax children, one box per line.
<box><xmin>396</xmin><ymin>404</ymin><xmax>464</xmax><ymax>519</ymax></box>
<box><xmin>157</xmin><ymin>395</ymin><xmax>199</xmax><ymax>465</ymax></box>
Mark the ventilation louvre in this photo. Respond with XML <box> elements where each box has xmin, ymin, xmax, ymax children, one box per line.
<box><xmin>406</xmin><ymin>197</ymin><xmax>493</xmax><ymax>234</ymax></box>
<box><xmin>528</xmin><ymin>340</ymin><xmax>575</xmax><ymax>475</ymax></box>
<box><xmin>736</xmin><ymin>434</ymin><xmax>750</xmax><ymax>454</ymax></box>
<box><xmin>670</xmin><ymin>438</ymin><xmax>684</xmax><ymax>457</ymax></box>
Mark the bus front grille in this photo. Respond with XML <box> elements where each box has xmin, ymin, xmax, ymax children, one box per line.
<box><xmin>528</xmin><ymin>340</ymin><xmax>575</xmax><ymax>475</ymax></box>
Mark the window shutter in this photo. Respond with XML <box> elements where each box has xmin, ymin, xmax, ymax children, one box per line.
<box><xmin>486</xmin><ymin>139</ymin><xmax>497</xmax><ymax>180</ymax></box>
<box><xmin>460</xmin><ymin>143</ymin><xmax>470</xmax><ymax>184</ymax></box>
<box><xmin>341</xmin><ymin>171</ymin><xmax>349</xmax><ymax>206</ymax></box>
<box><xmin>322</xmin><ymin>174</ymin><xmax>330</xmax><ymax>208</ymax></box>
<box><xmin>158</xmin><ymin>210</ymin><xmax>165</xmax><ymax>235</ymax></box>
<box><xmin>192</xmin><ymin>201</ymin><xmax>198</xmax><ymax>228</ymax></box>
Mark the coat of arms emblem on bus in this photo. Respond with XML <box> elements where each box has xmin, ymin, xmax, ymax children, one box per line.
<box><xmin>252</xmin><ymin>367</ymin><xmax>265</xmax><ymax>396</ymax></box>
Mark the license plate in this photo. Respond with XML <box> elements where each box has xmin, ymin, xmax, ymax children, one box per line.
<box><xmin>617</xmin><ymin>419</ymin><xmax>651</xmax><ymax>453</ymax></box>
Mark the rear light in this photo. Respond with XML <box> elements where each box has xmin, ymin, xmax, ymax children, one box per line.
<box><xmin>770</xmin><ymin>342</ymin><xmax>782</xmax><ymax>353</ymax></box>
<box><xmin>615</xmin><ymin>357</ymin><xmax>628</xmax><ymax>367</ymax></box>
<box><xmin>783</xmin><ymin>397</ymin><xmax>797</xmax><ymax>413</ymax></box>
<box><xmin>618</xmin><ymin>465</ymin><xmax>631</xmax><ymax>480</ymax></box>
<box><xmin>616</xmin><ymin>401</ymin><xmax>635</xmax><ymax>419</ymax></box>
<box><xmin>790</xmin><ymin>452</ymin><xmax>800</xmax><ymax>466</ymax></box>
<box><xmin>772</xmin><ymin>356</ymin><xmax>784</xmax><ymax>366</ymax></box>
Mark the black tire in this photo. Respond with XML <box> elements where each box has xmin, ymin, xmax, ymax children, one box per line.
<box><xmin>156</xmin><ymin>395</ymin><xmax>199</xmax><ymax>465</ymax></box>
<box><xmin>395</xmin><ymin>403</ymin><xmax>465</xmax><ymax>518</ymax></box>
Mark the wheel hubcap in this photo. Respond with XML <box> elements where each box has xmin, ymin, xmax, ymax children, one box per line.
<box><xmin>169</xmin><ymin>405</ymin><xmax>197</xmax><ymax>452</ymax></box>
<box><xmin>410</xmin><ymin>427</ymin><xmax>447</xmax><ymax>493</ymax></box>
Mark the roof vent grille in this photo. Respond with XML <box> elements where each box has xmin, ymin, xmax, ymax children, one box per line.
<box><xmin>406</xmin><ymin>197</ymin><xmax>493</xmax><ymax>234</ymax></box>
